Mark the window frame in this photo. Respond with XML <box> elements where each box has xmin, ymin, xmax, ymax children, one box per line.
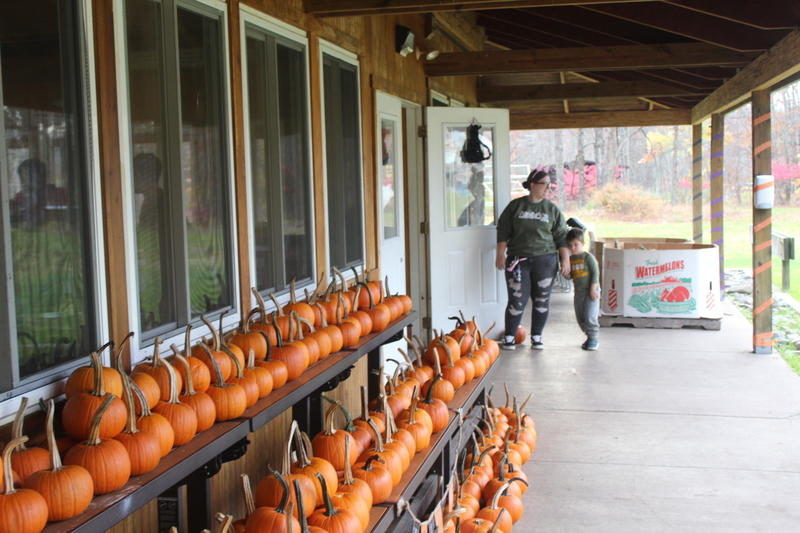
<box><xmin>114</xmin><ymin>0</ymin><xmax>240</xmax><ymax>365</ymax></box>
<box><xmin>239</xmin><ymin>6</ymin><xmax>317</xmax><ymax>309</ymax></box>
<box><xmin>0</xmin><ymin>0</ymin><xmax>109</xmax><ymax>411</ymax></box>
<box><xmin>319</xmin><ymin>39</ymin><xmax>366</xmax><ymax>284</ymax></box>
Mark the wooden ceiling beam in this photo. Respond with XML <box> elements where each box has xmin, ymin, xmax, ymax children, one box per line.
<box><xmin>304</xmin><ymin>0</ymin><xmax>660</xmax><ymax>17</ymax></box>
<box><xmin>693</xmin><ymin>29</ymin><xmax>800</xmax><ymax>122</ymax></box>
<box><xmin>583</xmin><ymin>4</ymin><xmax>786</xmax><ymax>52</ymax></box>
<box><xmin>478</xmin><ymin>81</ymin><xmax>705</xmax><ymax>103</ymax></box>
<box><xmin>664</xmin><ymin>0</ymin><xmax>800</xmax><ymax>31</ymax></box>
<box><xmin>478</xmin><ymin>11</ymin><xmax>631</xmax><ymax>48</ymax></box>
<box><xmin>511</xmin><ymin>109</ymin><xmax>692</xmax><ymax>129</ymax></box>
<box><xmin>424</xmin><ymin>43</ymin><xmax>757</xmax><ymax>76</ymax></box>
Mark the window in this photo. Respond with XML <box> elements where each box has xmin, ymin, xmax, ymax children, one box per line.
<box><xmin>244</xmin><ymin>23</ymin><xmax>314</xmax><ymax>295</ymax></box>
<box><xmin>0</xmin><ymin>0</ymin><xmax>99</xmax><ymax>393</ymax></box>
<box><xmin>323</xmin><ymin>51</ymin><xmax>364</xmax><ymax>270</ymax></box>
<box><xmin>123</xmin><ymin>0</ymin><xmax>235</xmax><ymax>342</ymax></box>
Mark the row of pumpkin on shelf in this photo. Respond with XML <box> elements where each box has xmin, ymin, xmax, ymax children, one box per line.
<box><xmin>0</xmin><ymin>271</ymin><xmax>411</xmax><ymax>532</ymax></box>
<box><xmin>208</xmin><ymin>379</ymin><xmax>535</xmax><ymax>533</ymax></box>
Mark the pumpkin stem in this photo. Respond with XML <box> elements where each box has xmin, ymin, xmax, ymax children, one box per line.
<box><xmin>183</xmin><ymin>324</ymin><xmax>193</xmax><ymax>358</ymax></box>
<box><xmin>292</xmin><ymin>427</ymin><xmax>311</xmax><ymax>468</ymax></box>
<box><xmin>90</xmin><ymin>351</ymin><xmax>105</xmax><ymax>397</ymax></box>
<box><xmin>161</xmin><ymin>356</ymin><xmax>181</xmax><ymax>404</ymax></box>
<box><xmin>171</xmin><ymin>346</ymin><xmax>196</xmax><ymax>395</ymax></box>
<box><xmin>114</xmin><ymin>331</ymin><xmax>135</xmax><ymax>371</ymax></box>
<box><xmin>323</xmin><ymin>401</ymin><xmax>339</xmax><ymax>435</ymax></box>
<box><xmin>300</xmin><ymin>432</ymin><xmax>316</xmax><ymax>468</ymax></box>
<box><xmin>293</xmin><ymin>479</ymin><xmax>311</xmax><ymax>531</ymax></box>
<box><xmin>315</xmin><ymin>472</ymin><xmax>338</xmax><ymax>517</ymax></box>
<box><xmin>291</xmin><ymin>312</ymin><xmax>304</xmax><ymax>341</ymax></box>
<box><xmin>314</xmin><ymin>302</ymin><xmax>329</xmax><ymax>328</ymax></box>
<box><xmin>382</xmin><ymin>396</ymin><xmax>394</xmax><ymax>445</ymax></box>
<box><xmin>335</xmin><ymin>293</ymin><xmax>345</xmax><ymax>325</ymax></box>
<box><xmin>397</xmin><ymin>348</ymin><xmax>413</xmax><ymax>367</ymax></box>
<box><xmin>519</xmin><ymin>392</ymin><xmax>532</xmax><ymax>414</ymax></box>
<box><xmin>2</xmin><ymin>436</ymin><xmax>29</xmax><ymax>495</ymax></box>
<box><xmin>363</xmin><ymin>454</ymin><xmax>385</xmax><ymax>471</ymax></box>
<box><xmin>240</xmin><ymin>473</ymin><xmax>255</xmax><ymax>515</ymax></box>
<box><xmin>221</xmin><ymin>343</ymin><xmax>244</xmax><ymax>379</ymax></box>
<box><xmin>504</xmin><ymin>383</ymin><xmax>511</xmax><ymax>410</ymax></box>
<box><xmin>273</xmin><ymin>314</ymin><xmax>286</xmax><ymax>347</ymax></box>
<box><xmin>284</xmin><ymin>420</ymin><xmax>299</xmax><ymax>475</ymax></box>
<box><xmin>290</xmin><ymin>278</ymin><xmax>298</xmax><ymax>304</ymax></box>
<box><xmin>11</xmin><ymin>396</ymin><xmax>29</xmax><ymax>449</ymax></box>
<box><xmin>121</xmin><ymin>375</ymin><xmax>139</xmax><ymax>434</ymax></box>
<box><xmin>129</xmin><ymin>379</ymin><xmax>154</xmax><ymax>417</ymax></box>
<box><xmin>366</xmin><ymin>418</ymin><xmax>384</xmax><ymax>452</ymax></box>
<box><xmin>247</xmin><ymin>349</ymin><xmax>256</xmax><ymax>370</ymax></box>
<box><xmin>198</xmin><ymin>342</ymin><xmax>226</xmax><ymax>388</ymax></box>
<box><xmin>87</xmin><ymin>394</ymin><xmax>116</xmax><ymax>446</ymax></box>
<box><xmin>200</xmin><ymin>315</ymin><xmax>221</xmax><ymax>351</ymax></box>
<box><xmin>322</xmin><ymin>395</ymin><xmax>356</xmax><ymax>431</ymax></box>
<box><xmin>213</xmin><ymin>512</ymin><xmax>234</xmax><ymax>533</ymax></box>
<box><xmin>360</xmin><ymin>385</ymin><xmax>370</xmax><ymax>422</ymax></box>
<box><xmin>491</xmin><ymin>482</ymin><xmax>511</xmax><ymax>509</ymax></box>
<box><xmin>268</xmin><ymin>293</ymin><xmax>285</xmax><ymax>317</ymax></box>
<box><xmin>440</xmin><ymin>339</ymin><xmax>455</xmax><ymax>368</ymax></box>
<box><xmin>408</xmin><ymin>387</ymin><xmax>419</xmax><ymax>425</ymax></box>
<box><xmin>484</xmin><ymin>322</ymin><xmax>496</xmax><ymax>338</ymax></box>
<box><xmin>297</xmin><ymin>315</ymin><xmax>316</xmax><ymax>334</ymax></box>
<box><xmin>424</xmin><ymin>374</ymin><xmax>442</xmax><ymax>404</ymax></box>
<box><xmin>269</xmin><ymin>467</ymin><xmax>291</xmax><ymax>514</ymax></box>
<box><xmin>488</xmin><ymin>509</ymin><xmax>507</xmax><ymax>533</ymax></box>
<box><xmin>342</xmin><ymin>433</ymin><xmax>355</xmax><ymax>485</ymax></box>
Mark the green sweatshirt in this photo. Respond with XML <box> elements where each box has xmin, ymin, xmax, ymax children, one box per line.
<box><xmin>496</xmin><ymin>197</ymin><xmax>569</xmax><ymax>257</ymax></box>
<box><xmin>569</xmin><ymin>251</ymin><xmax>599</xmax><ymax>292</ymax></box>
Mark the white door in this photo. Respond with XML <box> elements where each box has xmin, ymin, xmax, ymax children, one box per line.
<box><xmin>425</xmin><ymin>107</ymin><xmax>510</xmax><ymax>334</ymax></box>
<box><xmin>376</xmin><ymin>92</ymin><xmax>406</xmax><ymax>368</ymax></box>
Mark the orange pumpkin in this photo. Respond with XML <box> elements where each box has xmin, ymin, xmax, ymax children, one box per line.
<box><xmin>283</xmin><ymin>278</ymin><xmax>317</xmax><ymax>325</ymax></box>
<box><xmin>62</xmin><ymin>352</ymin><xmax>127</xmax><ymax>441</ymax></box>
<box><xmin>65</xmin><ymin>341</ymin><xmax>123</xmax><ymax>399</ymax></box>
<box><xmin>352</xmin><ymin>455</ymin><xmax>392</xmax><ymax>504</ymax></box>
<box><xmin>152</xmin><ymin>358</ymin><xmax>198</xmax><ymax>446</ymax></box>
<box><xmin>290</xmin><ymin>313</ymin><xmax>321</xmax><ymax>366</ymax></box>
<box><xmin>421</xmin><ymin>354</ymin><xmax>455</xmax><ymax>403</ymax></box>
<box><xmin>297</xmin><ymin>315</ymin><xmax>332</xmax><ymax>361</ymax></box>
<box><xmin>291</xmin><ymin>430</ymin><xmax>338</xmax><ymax>508</ymax></box>
<box><xmin>228</xmin><ymin>310</ymin><xmax>268</xmax><ymax>361</ymax></box>
<box><xmin>312</xmin><ymin>403</ymin><xmax>358</xmax><ymax>471</ymax></box>
<box><xmin>315</xmin><ymin>302</ymin><xmax>344</xmax><ymax>354</ymax></box>
<box><xmin>396</xmin><ymin>390</ymin><xmax>432</xmax><ymax>453</ymax></box>
<box><xmin>203</xmin><ymin>343</ymin><xmax>248</xmax><ymax>422</ymax></box>
<box><xmin>8</xmin><ymin>398</ymin><xmax>50</xmax><ymax>485</ymax></box>
<box><xmin>171</xmin><ymin>348</ymin><xmax>217</xmax><ymax>432</ymax></box>
<box><xmin>348</xmin><ymin>285</ymin><xmax>374</xmax><ymax>337</ymax></box>
<box><xmin>270</xmin><ymin>321</ymin><xmax>309</xmax><ymax>382</ymax></box>
<box><xmin>247</xmin><ymin>469</ymin><xmax>301</xmax><ymax>533</ymax></box>
<box><xmin>169</xmin><ymin>325</ymin><xmax>211</xmax><ymax>394</ymax></box>
<box><xmin>336</xmin><ymin>432</ymin><xmax>373</xmax><ymax>509</ymax></box>
<box><xmin>114</xmin><ymin>375</ymin><xmax>162</xmax><ymax>476</ymax></box>
<box><xmin>293</xmin><ymin>479</ymin><xmax>329</xmax><ymax>533</ymax></box>
<box><xmin>135</xmin><ymin>337</ymin><xmax>184</xmax><ymax>401</ymax></box>
<box><xmin>255</xmin><ymin>332</ymin><xmax>290</xmax><ymax>390</ymax></box>
<box><xmin>129</xmin><ymin>379</ymin><xmax>175</xmax><ymax>457</ymax></box>
<box><xmin>419</xmin><ymin>375</ymin><xmax>450</xmax><ymax>433</ymax></box>
<box><xmin>222</xmin><ymin>344</ymin><xmax>259</xmax><ymax>408</ymax></box>
<box><xmin>27</xmin><ymin>400</ymin><xmax>94</xmax><ymax>521</ymax></box>
<box><xmin>244</xmin><ymin>348</ymin><xmax>274</xmax><ymax>399</ymax></box>
<box><xmin>307</xmin><ymin>472</ymin><xmax>362</xmax><ymax>533</ymax></box>
<box><xmin>0</xmin><ymin>437</ymin><xmax>49</xmax><ymax>533</ymax></box>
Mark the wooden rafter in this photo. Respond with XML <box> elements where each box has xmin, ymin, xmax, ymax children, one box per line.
<box><xmin>304</xmin><ymin>0</ymin><xmax>659</xmax><ymax>17</ymax></box>
<box><xmin>665</xmin><ymin>0</ymin><xmax>800</xmax><ymax>31</ymax></box>
<box><xmin>510</xmin><ymin>109</ymin><xmax>691</xmax><ymax>129</ymax></box>
<box><xmin>424</xmin><ymin>43</ymin><xmax>757</xmax><ymax>76</ymax></box>
<box><xmin>478</xmin><ymin>80</ymin><xmax>705</xmax><ymax>104</ymax></box>
<box><xmin>584</xmin><ymin>3</ymin><xmax>787</xmax><ymax>52</ymax></box>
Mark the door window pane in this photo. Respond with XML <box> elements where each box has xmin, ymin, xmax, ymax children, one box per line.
<box><xmin>177</xmin><ymin>7</ymin><xmax>232</xmax><ymax>317</ymax></box>
<box><xmin>324</xmin><ymin>54</ymin><xmax>363</xmax><ymax>269</ymax></box>
<box><xmin>444</xmin><ymin>126</ymin><xmax>496</xmax><ymax>229</ymax></box>
<box><xmin>381</xmin><ymin>118</ymin><xmax>398</xmax><ymax>239</ymax></box>
<box><xmin>1</xmin><ymin>0</ymin><xmax>96</xmax><ymax>380</ymax></box>
<box><xmin>126</xmin><ymin>0</ymin><xmax>178</xmax><ymax>332</ymax></box>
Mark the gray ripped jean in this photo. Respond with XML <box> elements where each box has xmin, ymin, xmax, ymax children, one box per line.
<box><xmin>504</xmin><ymin>253</ymin><xmax>559</xmax><ymax>338</ymax></box>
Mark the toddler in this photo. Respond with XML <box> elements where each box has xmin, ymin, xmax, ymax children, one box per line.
<box><xmin>566</xmin><ymin>228</ymin><xmax>600</xmax><ymax>350</ymax></box>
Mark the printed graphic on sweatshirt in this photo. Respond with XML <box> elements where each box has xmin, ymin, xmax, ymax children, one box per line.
<box><xmin>517</xmin><ymin>210</ymin><xmax>550</xmax><ymax>223</ymax></box>
<box><xmin>570</xmin><ymin>259</ymin><xmax>588</xmax><ymax>279</ymax></box>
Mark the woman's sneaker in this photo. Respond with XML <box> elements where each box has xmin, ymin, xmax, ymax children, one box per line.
<box><xmin>531</xmin><ymin>335</ymin><xmax>544</xmax><ymax>350</ymax></box>
<box><xmin>501</xmin><ymin>336</ymin><xmax>517</xmax><ymax>350</ymax></box>
<box><xmin>584</xmin><ymin>338</ymin><xmax>599</xmax><ymax>351</ymax></box>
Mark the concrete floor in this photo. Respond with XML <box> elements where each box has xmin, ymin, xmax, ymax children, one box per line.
<box><xmin>490</xmin><ymin>292</ymin><xmax>800</xmax><ymax>533</ymax></box>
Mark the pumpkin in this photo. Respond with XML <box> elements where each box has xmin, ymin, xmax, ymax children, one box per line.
<box><xmin>284</xmin><ymin>279</ymin><xmax>317</xmax><ymax>325</ymax></box>
<box><xmin>419</xmin><ymin>375</ymin><xmax>450</xmax><ymax>433</ymax></box>
<box><xmin>464</xmin><ymin>346</ymin><xmax>489</xmax><ymax>379</ymax></box>
<box><xmin>336</xmin><ymin>432</ymin><xmax>373</xmax><ymax>509</ymax></box>
<box><xmin>65</xmin><ymin>340</ymin><xmax>124</xmax><ymax>399</ymax></box>
<box><xmin>9</xmin><ymin>397</ymin><xmax>50</xmax><ymax>485</ymax></box>
<box><xmin>248</xmin><ymin>289</ymin><xmax>280</xmax><ymax>348</ymax></box>
<box><xmin>254</xmin><ymin>421</ymin><xmax>316</xmax><ymax>519</ymax></box>
<box><xmin>0</xmin><ymin>437</ymin><xmax>49</xmax><ymax>533</ymax></box>
<box><xmin>449</xmin><ymin>325</ymin><xmax>475</xmax><ymax>356</ymax></box>
<box><xmin>378</xmin><ymin>398</ymin><xmax>411</xmax><ymax>472</ymax></box>
<box><xmin>228</xmin><ymin>310</ymin><xmax>268</xmax><ymax>361</ymax></box>
<box><xmin>331</xmin><ymin>269</ymin><xmax>356</xmax><ymax>316</ymax></box>
<box><xmin>384</xmin><ymin>275</ymin><xmax>411</xmax><ymax>316</ymax></box>
<box><xmin>397</xmin><ymin>346</ymin><xmax>431</xmax><ymax>390</ymax></box>
<box><xmin>356</xmin><ymin>419</ymin><xmax>403</xmax><ymax>486</ymax></box>
<box><xmin>425</xmin><ymin>331</ymin><xmax>461</xmax><ymax>367</ymax></box>
<box><xmin>244</xmin><ymin>348</ymin><xmax>274</xmax><ymax>399</ymax></box>
<box><xmin>308</xmin><ymin>473</ymin><xmax>362</xmax><ymax>533</ymax></box>
<box><xmin>222</xmin><ymin>343</ymin><xmax>259</xmax><ymax>408</ymax></box>
<box><xmin>476</xmin><ymin>482</ymin><xmax>514</xmax><ymax>533</ymax></box>
<box><xmin>152</xmin><ymin>358</ymin><xmax>198</xmax><ymax>446</ymax></box>
<box><xmin>291</xmin><ymin>430</ymin><xmax>338</xmax><ymax>508</ymax></box>
<box><xmin>297</xmin><ymin>315</ymin><xmax>332</xmax><ymax>362</ymax></box>
<box><xmin>135</xmin><ymin>337</ymin><xmax>184</xmax><ymax>401</ymax></box>
<box><xmin>246</xmin><ymin>469</ymin><xmax>301</xmax><ymax>533</ymax></box>
<box><xmin>114</xmin><ymin>375</ymin><xmax>162</xmax><ymax>476</ymax></box>
<box><xmin>421</xmin><ymin>351</ymin><xmax>455</xmax><ymax>403</ymax></box>
<box><xmin>385</xmin><ymin>368</ymin><xmax>411</xmax><ymax>417</ymax></box>
<box><xmin>290</xmin><ymin>313</ymin><xmax>320</xmax><ymax>366</ymax></box>
<box><xmin>348</xmin><ymin>285</ymin><xmax>374</xmax><ymax>337</ymax></box>
<box><xmin>379</xmin><ymin>276</ymin><xmax>404</xmax><ymax>322</ymax></box>
<box><xmin>408</xmin><ymin>338</ymin><xmax>436</xmax><ymax>385</ymax></box>
<box><xmin>396</xmin><ymin>389</ymin><xmax>432</xmax><ymax>452</ymax></box>
<box><xmin>171</xmin><ymin>347</ymin><xmax>217</xmax><ymax>431</ymax></box>
<box><xmin>314</xmin><ymin>303</ymin><xmax>344</xmax><ymax>354</ymax></box>
<box><xmin>362</xmin><ymin>281</ymin><xmax>391</xmax><ymax>333</ymax></box>
<box><xmin>476</xmin><ymin>325</ymin><xmax>500</xmax><ymax>362</ymax></box>
<box><xmin>458</xmin><ymin>491</ymin><xmax>480</xmax><ymax>522</ymax></box>
<box><xmin>130</xmin><ymin>371</ymin><xmax>161</xmax><ymax>413</ymax></box>
<box><xmin>383</xmin><ymin>402</ymin><xmax>416</xmax><ymax>460</ymax></box>
<box><xmin>351</xmin><ymin>386</ymin><xmax>380</xmax><ymax>454</ymax></box>
<box><xmin>64</xmin><ymin>394</ymin><xmax>132</xmax><ymax>494</ymax></box>
<box><xmin>191</xmin><ymin>317</ymin><xmax>232</xmax><ymax>381</ymax></box>
<box><xmin>292</xmin><ymin>480</ymin><xmax>329</xmax><ymax>533</ymax></box>
<box><xmin>202</xmin><ymin>343</ymin><xmax>248</xmax><ymax>421</ymax></box>
<box><xmin>27</xmin><ymin>400</ymin><xmax>94</xmax><ymax>521</ymax></box>
<box><xmin>270</xmin><ymin>319</ymin><xmax>309</xmax><ymax>382</ymax></box>
<box><xmin>461</xmin><ymin>509</ymin><xmax>507</xmax><ymax>533</ymax></box>
<box><xmin>129</xmin><ymin>379</ymin><xmax>175</xmax><ymax>457</ymax></box>
<box><xmin>254</xmin><ymin>331</ymin><xmax>289</xmax><ymax>390</ymax></box>
<box><xmin>168</xmin><ymin>325</ymin><xmax>211</xmax><ymax>394</ymax></box>
<box><xmin>438</xmin><ymin>339</ymin><xmax>466</xmax><ymax>389</ymax></box>
<box><xmin>352</xmin><ymin>455</ymin><xmax>392</xmax><ymax>504</ymax></box>
<box><xmin>62</xmin><ymin>352</ymin><xmax>127</xmax><ymax>440</ymax></box>
<box><xmin>312</xmin><ymin>402</ymin><xmax>358</xmax><ymax>471</ymax></box>
<box><xmin>333</xmin><ymin>294</ymin><xmax>361</xmax><ymax>348</ymax></box>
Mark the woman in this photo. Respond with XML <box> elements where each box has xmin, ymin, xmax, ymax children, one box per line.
<box><xmin>496</xmin><ymin>168</ymin><xmax>570</xmax><ymax>350</ymax></box>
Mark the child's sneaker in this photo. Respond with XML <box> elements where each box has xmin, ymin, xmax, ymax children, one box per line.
<box><xmin>501</xmin><ymin>336</ymin><xmax>517</xmax><ymax>350</ymax></box>
<box><xmin>531</xmin><ymin>335</ymin><xmax>544</xmax><ymax>350</ymax></box>
<box><xmin>584</xmin><ymin>338</ymin><xmax>599</xmax><ymax>351</ymax></box>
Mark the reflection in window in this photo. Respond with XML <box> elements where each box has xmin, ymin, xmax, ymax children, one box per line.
<box><xmin>1</xmin><ymin>0</ymin><xmax>96</xmax><ymax>381</ymax></box>
<box><xmin>381</xmin><ymin>118</ymin><xmax>398</xmax><ymax>239</ymax></box>
<box><xmin>125</xmin><ymin>0</ymin><xmax>233</xmax><ymax>338</ymax></box>
<box><xmin>445</xmin><ymin>126</ymin><xmax>496</xmax><ymax>229</ymax></box>
<box><xmin>246</xmin><ymin>29</ymin><xmax>313</xmax><ymax>293</ymax></box>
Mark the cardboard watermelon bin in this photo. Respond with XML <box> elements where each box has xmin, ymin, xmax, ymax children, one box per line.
<box><xmin>600</xmin><ymin>242</ymin><xmax>721</xmax><ymax>320</ymax></box>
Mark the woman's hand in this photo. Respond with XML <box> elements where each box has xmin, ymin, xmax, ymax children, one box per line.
<box><xmin>558</xmin><ymin>247</ymin><xmax>571</xmax><ymax>277</ymax></box>
<box><xmin>496</xmin><ymin>242</ymin><xmax>508</xmax><ymax>271</ymax></box>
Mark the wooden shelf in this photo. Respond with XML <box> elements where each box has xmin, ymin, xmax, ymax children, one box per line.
<box><xmin>43</xmin><ymin>311</ymin><xmax>418</xmax><ymax>533</ymax></box>
<box><xmin>368</xmin><ymin>354</ymin><xmax>500</xmax><ymax>533</ymax></box>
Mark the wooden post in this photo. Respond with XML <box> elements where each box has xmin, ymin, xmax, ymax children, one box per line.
<box><xmin>709</xmin><ymin>114</ymin><xmax>724</xmax><ymax>293</ymax></box>
<box><xmin>691</xmin><ymin>123</ymin><xmax>703</xmax><ymax>243</ymax></box>
<box><xmin>752</xmin><ymin>90</ymin><xmax>773</xmax><ymax>354</ymax></box>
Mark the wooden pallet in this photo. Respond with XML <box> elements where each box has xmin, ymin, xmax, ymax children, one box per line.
<box><xmin>599</xmin><ymin>314</ymin><xmax>721</xmax><ymax>331</ymax></box>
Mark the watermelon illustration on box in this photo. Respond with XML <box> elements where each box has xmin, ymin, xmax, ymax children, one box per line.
<box><xmin>600</xmin><ymin>243</ymin><xmax>721</xmax><ymax>320</ymax></box>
